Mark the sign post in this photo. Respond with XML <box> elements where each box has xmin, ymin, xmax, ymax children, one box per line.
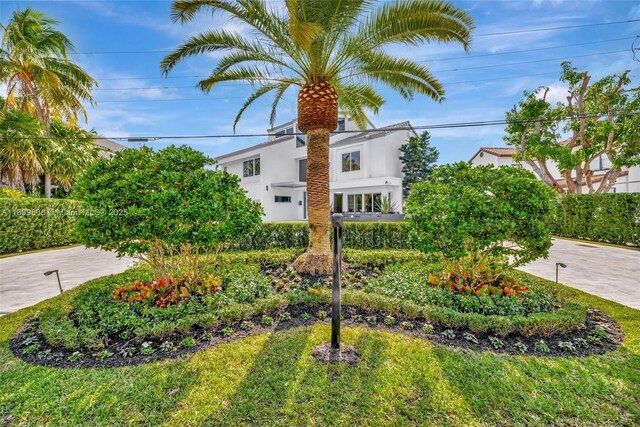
<box><xmin>331</xmin><ymin>213</ymin><xmax>343</xmax><ymax>349</ymax></box>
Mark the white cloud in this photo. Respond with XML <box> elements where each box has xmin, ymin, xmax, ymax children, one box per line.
<box><xmin>538</xmin><ymin>84</ymin><xmax>569</xmax><ymax>104</ymax></box>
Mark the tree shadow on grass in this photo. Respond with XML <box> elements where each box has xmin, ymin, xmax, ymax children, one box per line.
<box><xmin>202</xmin><ymin>325</ymin><xmax>460</xmax><ymax>427</ymax></box>
<box><xmin>429</xmin><ymin>345</ymin><xmax>640</xmax><ymax>426</ymax></box>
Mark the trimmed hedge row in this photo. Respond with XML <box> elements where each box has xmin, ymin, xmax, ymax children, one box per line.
<box><xmin>0</xmin><ymin>198</ymin><xmax>82</xmax><ymax>254</ymax></box>
<box><xmin>234</xmin><ymin>221</ymin><xmax>412</xmax><ymax>250</ymax></box>
<box><xmin>3</xmin><ymin>193</ymin><xmax>638</xmax><ymax>254</ymax></box>
<box><xmin>551</xmin><ymin>193</ymin><xmax>640</xmax><ymax>247</ymax></box>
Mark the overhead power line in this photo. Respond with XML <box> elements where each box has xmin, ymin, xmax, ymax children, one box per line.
<box><xmin>475</xmin><ymin>18</ymin><xmax>640</xmax><ymax>37</ymax></box>
<box><xmin>69</xmin><ymin>34</ymin><xmax>633</xmax><ymax>58</ymax></box>
<box><xmin>66</xmin><ymin>19</ymin><xmax>640</xmax><ymax>55</ymax></box>
<box><xmin>11</xmin><ymin>111</ymin><xmax>640</xmax><ymax>141</ymax></box>
<box><xmin>91</xmin><ymin>71</ymin><xmax>565</xmax><ymax>92</ymax></box>
<box><xmin>90</xmin><ymin>48</ymin><xmax>629</xmax><ymax>83</ymax></box>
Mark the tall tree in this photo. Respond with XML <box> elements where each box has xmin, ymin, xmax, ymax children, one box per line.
<box><xmin>161</xmin><ymin>0</ymin><xmax>473</xmax><ymax>274</ymax></box>
<box><xmin>0</xmin><ymin>8</ymin><xmax>97</xmax><ymax>124</ymax></box>
<box><xmin>0</xmin><ymin>8</ymin><xmax>98</xmax><ymax>197</ymax></box>
<box><xmin>0</xmin><ymin>109</ymin><xmax>48</xmax><ymax>192</ymax></box>
<box><xmin>505</xmin><ymin>62</ymin><xmax>640</xmax><ymax>194</ymax></box>
<box><xmin>399</xmin><ymin>131</ymin><xmax>439</xmax><ymax>199</ymax></box>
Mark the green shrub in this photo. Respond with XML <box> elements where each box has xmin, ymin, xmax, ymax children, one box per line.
<box><xmin>73</xmin><ymin>145</ymin><xmax>263</xmax><ymax>278</ymax></box>
<box><xmin>406</xmin><ymin>162</ymin><xmax>556</xmax><ymax>268</ymax></box>
<box><xmin>0</xmin><ymin>187</ymin><xmax>24</xmax><ymax>198</ymax></box>
<box><xmin>0</xmin><ymin>198</ymin><xmax>82</xmax><ymax>254</ymax></box>
<box><xmin>233</xmin><ymin>221</ymin><xmax>412</xmax><ymax>250</ymax></box>
<box><xmin>551</xmin><ymin>193</ymin><xmax>640</xmax><ymax>246</ymax></box>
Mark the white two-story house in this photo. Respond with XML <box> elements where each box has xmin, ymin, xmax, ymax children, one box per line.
<box><xmin>216</xmin><ymin>116</ymin><xmax>416</xmax><ymax>221</ymax></box>
<box><xmin>469</xmin><ymin>147</ymin><xmax>640</xmax><ymax>193</ymax></box>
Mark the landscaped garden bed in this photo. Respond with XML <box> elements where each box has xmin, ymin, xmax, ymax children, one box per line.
<box><xmin>9</xmin><ymin>249</ymin><xmax>623</xmax><ymax>369</ymax></box>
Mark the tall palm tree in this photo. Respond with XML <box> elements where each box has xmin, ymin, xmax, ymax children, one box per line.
<box><xmin>0</xmin><ymin>8</ymin><xmax>97</xmax><ymax>125</ymax></box>
<box><xmin>161</xmin><ymin>0</ymin><xmax>474</xmax><ymax>274</ymax></box>
<box><xmin>0</xmin><ymin>8</ymin><xmax>98</xmax><ymax>197</ymax></box>
<box><xmin>0</xmin><ymin>109</ymin><xmax>48</xmax><ymax>192</ymax></box>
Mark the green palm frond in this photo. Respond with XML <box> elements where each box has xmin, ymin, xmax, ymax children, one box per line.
<box><xmin>0</xmin><ymin>8</ymin><xmax>96</xmax><ymax>125</ymax></box>
<box><xmin>163</xmin><ymin>0</ymin><xmax>474</xmax><ymax>130</ymax></box>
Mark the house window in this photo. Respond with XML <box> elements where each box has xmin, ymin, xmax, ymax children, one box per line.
<box><xmin>341</xmin><ymin>151</ymin><xmax>361</xmax><ymax>172</ymax></box>
<box><xmin>296</xmin><ymin>125</ymin><xmax>306</xmax><ymax>147</ymax></box>
<box><xmin>299</xmin><ymin>159</ymin><xmax>307</xmax><ymax>182</ymax></box>
<box><xmin>275</xmin><ymin>127</ymin><xmax>293</xmax><ymax>138</ymax></box>
<box><xmin>347</xmin><ymin>194</ymin><xmax>363</xmax><ymax>212</ymax></box>
<box><xmin>364</xmin><ymin>193</ymin><xmax>382</xmax><ymax>212</ymax></box>
<box><xmin>275</xmin><ymin>196</ymin><xmax>291</xmax><ymax>203</ymax></box>
<box><xmin>593</xmin><ymin>155</ymin><xmax>611</xmax><ymax>171</ymax></box>
<box><xmin>243</xmin><ymin>158</ymin><xmax>260</xmax><ymax>178</ymax></box>
<box><xmin>332</xmin><ymin>117</ymin><xmax>346</xmax><ymax>135</ymax></box>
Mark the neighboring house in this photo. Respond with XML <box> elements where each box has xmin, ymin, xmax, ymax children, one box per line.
<box><xmin>469</xmin><ymin>147</ymin><xmax>639</xmax><ymax>193</ymax></box>
<box><xmin>95</xmin><ymin>137</ymin><xmax>127</xmax><ymax>158</ymax></box>
<box><xmin>216</xmin><ymin>116</ymin><xmax>416</xmax><ymax>221</ymax></box>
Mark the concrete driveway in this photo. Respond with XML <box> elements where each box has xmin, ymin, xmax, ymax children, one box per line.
<box><xmin>0</xmin><ymin>246</ymin><xmax>135</xmax><ymax>315</ymax></box>
<box><xmin>519</xmin><ymin>238</ymin><xmax>640</xmax><ymax>309</ymax></box>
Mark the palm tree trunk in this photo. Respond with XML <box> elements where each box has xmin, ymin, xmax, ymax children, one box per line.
<box><xmin>44</xmin><ymin>172</ymin><xmax>52</xmax><ymax>198</ymax></box>
<box><xmin>293</xmin><ymin>128</ymin><xmax>332</xmax><ymax>275</ymax></box>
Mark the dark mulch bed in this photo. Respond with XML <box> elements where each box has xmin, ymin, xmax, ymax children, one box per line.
<box><xmin>10</xmin><ymin>303</ymin><xmax>623</xmax><ymax>369</ymax></box>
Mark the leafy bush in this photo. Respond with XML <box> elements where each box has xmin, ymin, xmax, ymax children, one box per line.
<box><xmin>73</xmin><ymin>145</ymin><xmax>262</xmax><ymax>279</ymax></box>
<box><xmin>0</xmin><ymin>197</ymin><xmax>81</xmax><ymax>254</ymax></box>
<box><xmin>112</xmin><ymin>276</ymin><xmax>222</xmax><ymax>307</ymax></box>
<box><xmin>0</xmin><ymin>187</ymin><xmax>24</xmax><ymax>198</ymax></box>
<box><xmin>406</xmin><ymin>162</ymin><xmax>556</xmax><ymax>268</ymax></box>
<box><xmin>365</xmin><ymin>267</ymin><xmax>556</xmax><ymax>317</ymax></box>
<box><xmin>551</xmin><ymin>193</ymin><xmax>640</xmax><ymax>246</ymax></box>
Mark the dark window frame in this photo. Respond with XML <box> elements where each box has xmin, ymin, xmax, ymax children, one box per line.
<box><xmin>341</xmin><ymin>150</ymin><xmax>361</xmax><ymax>172</ymax></box>
<box><xmin>242</xmin><ymin>157</ymin><xmax>260</xmax><ymax>178</ymax></box>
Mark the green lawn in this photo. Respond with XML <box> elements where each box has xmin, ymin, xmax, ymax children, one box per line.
<box><xmin>1</xmin><ymin>270</ymin><xmax>639</xmax><ymax>426</ymax></box>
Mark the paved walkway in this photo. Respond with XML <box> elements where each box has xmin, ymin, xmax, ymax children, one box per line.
<box><xmin>0</xmin><ymin>246</ymin><xmax>135</xmax><ymax>315</ymax></box>
<box><xmin>519</xmin><ymin>238</ymin><xmax>640</xmax><ymax>309</ymax></box>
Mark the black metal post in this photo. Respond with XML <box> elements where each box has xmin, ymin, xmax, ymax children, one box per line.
<box><xmin>331</xmin><ymin>213</ymin><xmax>343</xmax><ymax>349</ymax></box>
<box><xmin>555</xmin><ymin>262</ymin><xmax>567</xmax><ymax>283</ymax></box>
<box><xmin>44</xmin><ymin>270</ymin><xmax>63</xmax><ymax>294</ymax></box>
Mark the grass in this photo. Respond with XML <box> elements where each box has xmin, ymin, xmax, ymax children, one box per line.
<box><xmin>1</xmin><ymin>269</ymin><xmax>639</xmax><ymax>426</ymax></box>
<box><xmin>0</xmin><ymin>244</ymin><xmax>80</xmax><ymax>259</ymax></box>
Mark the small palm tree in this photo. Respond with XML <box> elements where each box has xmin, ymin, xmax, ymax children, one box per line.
<box><xmin>162</xmin><ymin>0</ymin><xmax>473</xmax><ymax>274</ymax></box>
<box><xmin>47</xmin><ymin>121</ymin><xmax>101</xmax><ymax>193</ymax></box>
<box><xmin>0</xmin><ymin>110</ymin><xmax>48</xmax><ymax>192</ymax></box>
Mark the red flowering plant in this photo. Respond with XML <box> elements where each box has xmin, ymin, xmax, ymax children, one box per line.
<box><xmin>113</xmin><ymin>275</ymin><xmax>222</xmax><ymax>308</ymax></box>
<box><xmin>427</xmin><ymin>251</ymin><xmax>527</xmax><ymax>298</ymax></box>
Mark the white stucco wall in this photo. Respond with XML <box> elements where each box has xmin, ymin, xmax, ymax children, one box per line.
<box><xmin>217</xmin><ymin>117</ymin><xmax>413</xmax><ymax>221</ymax></box>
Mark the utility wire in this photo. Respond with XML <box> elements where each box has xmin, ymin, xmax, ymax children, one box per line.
<box><xmin>10</xmin><ymin>111</ymin><xmax>640</xmax><ymax>141</ymax></box>
<box><xmin>69</xmin><ymin>35</ymin><xmax>633</xmax><ymax>59</ymax></box>
<box><xmin>475</xmin><ymin>18</ymin><xmax>640</xmax><ymax>37</ymax></box>
<box><xmin>90</xmin><ymin>48</ymin><xmax>630</xmax><ymax>82</ymax></box>
<box><xmin>65</xmin><ymin>19</ymin><xmax>640</xmax><ymax>55</ymax></box>
<box><xmin>92</xmin><ymin>72</ymin><xmax>563</xmax><ymax>91</ymax></box>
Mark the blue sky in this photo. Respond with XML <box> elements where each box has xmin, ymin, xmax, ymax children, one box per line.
<box><xmin>1</xmin><ymin>0</ymin><xmax>638</xmax><ymax>164</ymax></box>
